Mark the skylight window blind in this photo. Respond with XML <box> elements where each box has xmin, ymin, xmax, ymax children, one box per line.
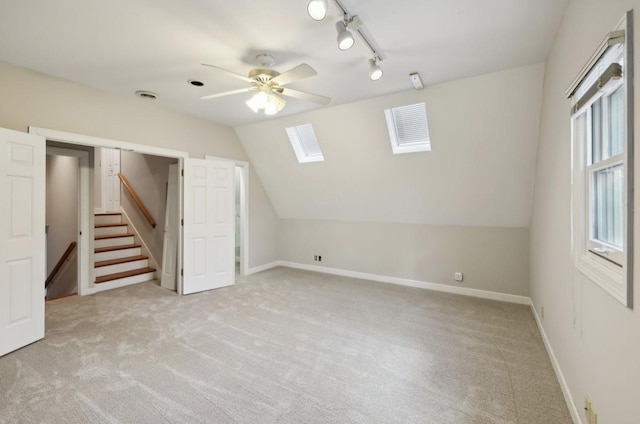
<box><xmin>285</xmin><ymin>123</ymin><xmax>324</xmax><ymax>163</ymax></box>
<box><xmin>384</xmin><ymin>102</ymin><xmax>431</xmax><ymax>154</ymax></box>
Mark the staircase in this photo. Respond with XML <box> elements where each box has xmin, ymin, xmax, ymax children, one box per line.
<box><xmin>94</xmin><ymin>213</ymin><xmax>155</xmax><ymax>286</ymax></box>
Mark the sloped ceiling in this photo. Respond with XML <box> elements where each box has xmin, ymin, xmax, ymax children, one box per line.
<box><xmin>0</xmin><ymin>0</ymin><xmax>568</xmax><ymax>126</ymax></box>
<box><xmin>236</xmin><ymin>64</ymin><xmax>545</xmax><ymax>227</ymax></box>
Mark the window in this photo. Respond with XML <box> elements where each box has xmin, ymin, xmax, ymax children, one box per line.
<box><xmin>285</xmin><ymin>123</ymin><xmax>324</xmax><ymax>163</ymax></box>
<box><xmin>384</xmin><ymin>102</ymin><xmax>431</xmax><ymax>154</ymax></box>
<box><xmin>568</xmin><ymin>13</ymin><xmax>633</xmax><ymax>307</ymax></box>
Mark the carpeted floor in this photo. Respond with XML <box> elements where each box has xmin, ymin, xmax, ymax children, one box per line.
<box><xmin>0</xmin><ymin>267</ymin><xmax>572</xmax><ymax>423</ymax></box>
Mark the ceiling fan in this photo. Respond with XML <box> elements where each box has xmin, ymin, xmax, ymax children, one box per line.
<box><xmin>201</xmin><ymin>54</ymin><xmax>331</xmax><ymax>115</ymax></box>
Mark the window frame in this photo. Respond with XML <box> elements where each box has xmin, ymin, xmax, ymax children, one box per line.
<box><xmin>384</xmin><ymin>102</ymin><xmax>432</xmax><ymax>154</ymax></box>
<box><xmin>569</xmin><ymin>12</ymin><xmax>634</xmax><ymax>308</ymax></box>
<box><xmin>285</xmin><ymin>123</ymin><xmax>325</xmax><ymax>164</ymax></box>
<box><xmin>585</xmin><ymin>79</ymin><xmax>625</xmax><ymax>266</ymax></box>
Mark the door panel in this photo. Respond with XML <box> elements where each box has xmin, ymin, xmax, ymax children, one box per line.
<box><xmin>102</xmin><ymin>148</ymin><xmax>121</xmax><ymax>212</ymax></box>
<box><xmin>161</xmin><ymin>164</ymin><xmax>179</xmax><ymax>290</ymax></box>
<box><xmin>0</xmin><ymin>128</ymin><xmax>45</xmax><ymax>357</ymax></box>
<box><xmin>182</xmin><ymin>158</ymin><xmax>235</xmax><ymax>295</ymax></box>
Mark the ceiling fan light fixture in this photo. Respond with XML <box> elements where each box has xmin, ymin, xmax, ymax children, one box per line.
<box><xmin>335</xmin><ymin>21</ymin><xmax>354</xmax><ymax>50</ymax></box>
<box><xmin>246</xmin><ymin>91</ymin><xmax>269</xmax><ymax>113</ymax></box>
<box><xmin>307</xmin><ymin>0</ymin><xmax>328</xmax><ymax>21</ymax></box>
<box><xmin>269</xmin><ymin>94</ymin><xmax>287</xmax><ymax>113</ymax></box>
<box><xmin>368</xmin><ymin>58</ymin><xmax>383</xmax><ymax>81</ymax></box>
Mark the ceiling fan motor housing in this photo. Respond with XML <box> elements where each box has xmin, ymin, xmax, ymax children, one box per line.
<box><xmin>248</xmin><ymin>68</ymin><xmax>280</xmax><ymax>83</ymax></box>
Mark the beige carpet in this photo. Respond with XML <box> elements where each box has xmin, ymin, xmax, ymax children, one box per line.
<box><xmin>0</xmin><ymin>267</ymin><xmax>572</xmax><ymax>423</ymax></box>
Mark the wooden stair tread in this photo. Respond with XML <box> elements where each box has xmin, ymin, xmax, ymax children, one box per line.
<box><xmin>95</xmin><ymin>223</ymin><xmax>128</xmax><ymax>228</ymax></box>
<box><xmin>95</xmin><ymin>255</ymin><xmax>148</xmax><ymax>268</ymax></box>
<box><xmin>95</xmin><ymin>233</ymin><xmax>134</xmax><ymax>240</ymax></box>
<box><xmin>95</xmin><ymin>267</ymin><xmax>155</xmax><ymax>284</ymax></box>
<box><xmin>95</xmin><ymin>244</ymin><xmax>141</xmax><ymax>253</ymax></box>
<box><xmin>95</xmin><ymin>212</ymin><xmax>122</xmax><ymax>216</ymax></box>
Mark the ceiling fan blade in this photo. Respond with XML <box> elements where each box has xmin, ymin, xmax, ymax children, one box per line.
<box><xmin>201</xmin><ymin>63</ymin><xmax>254</xmax><ymax>83</ymax></box>
<box><xmin>271</xmin><ymin>63</ymin><xmax>317</xmax><ymax>86</ymax></box>
<box><xmin>200</xmin><ymin>87</ymin><xmax>253</xmax><ymax>100</ymax></box>
<box><xmin>280</xmin><ymin>87</ymin><xmax>330</xmax><ymax>105</ymax></box>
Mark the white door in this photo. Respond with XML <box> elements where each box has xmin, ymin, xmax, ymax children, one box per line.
<box><xmin>0</xmin><ymin>128</ymin><xmax>46</xmax><ymax>357</ymax></box>
<box><xmin>161</xmin><ymin>164</ymin><xmax>179</xmax><ymax>290</ymax></box>
<box><xmin>102</xmin><ymin>148</ymin><xmax>121</xmax><ymax>212</ymax></box>
<box><xmin>182</xmin><ymin>158</ymin><xmax>235</xmax><ymax>295</ymax></box>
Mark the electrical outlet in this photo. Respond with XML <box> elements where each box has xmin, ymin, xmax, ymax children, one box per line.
<box><xmin>454</xmin><ymin>272</ymin><xmax>463</xmax><ymax>282</ymax></box>
<box><xmin>314</xmin><ymin>255</ymin><xmax>318</xmax><ymax>261</ymax></box>
<box><xmin>318</xmin><ymin>255</ymin><xmax>322</xmax><ymax>262</ymax></box>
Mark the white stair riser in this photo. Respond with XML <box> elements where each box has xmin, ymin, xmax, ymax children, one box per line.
<box><xmin>95</xmin><ymin>215</ymin><xmax>122</xmax><ymax>225</ymax></box>
<box><xmin>95</xmin><ymin>259</ymin><xmax>149</xmax><ymax>277</ymax></box>
<box><xmin>99</xmin><ymin>271</ymin><xmax>155</xmax><ymax>287</ymax></box>
<box><xmin>94</xmin><ymin>247</ymin><xmax>141</xmax><ymax>262</ymax></box>
<box><xmin>94</xmin><ymin>225</ymin><xmax>128</xmax><ymax>237</ymax></box>
<box><xmin>94</xmin><ymin>236</ymin><xmax>134</xmax><ymax>249</ymax></box>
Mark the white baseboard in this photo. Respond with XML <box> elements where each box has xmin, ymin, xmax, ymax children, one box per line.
<box><xmin>277</xmin><ymin>261</ymin><xmax>531</xmax><ymax>305</ymax></box>
<box><xmin>529</xmin><ymin>302</ymin><xmax>582</xmax><ymax>424</ymax></box>
<box><xmin>246</xmin><ymin>261</ymin><xmax>281</xmax><ymax>275</ymax></box>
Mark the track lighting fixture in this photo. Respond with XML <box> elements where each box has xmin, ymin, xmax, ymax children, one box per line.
<box><xmin>308</xmin><ymin>0</ymin><xmax>385</xmax><ymax>80</ymax></box>
<box><xmin>307</xmin><ymin>0</ymin><xmax>328</xmax><ymax>21</ymax></box>
<box><xmin>335</xmin><ymin>21</ymin><xmax>354</xmax><ymax>50</ymax></box>
<box><xmin>368</xmin><ymin>58</ymin><xmax>383</xmax><ymax>81</ymax></box>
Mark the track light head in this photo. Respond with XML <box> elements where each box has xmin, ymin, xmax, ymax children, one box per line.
<box><xmin>335</xmin><ymin>21</ymin><xmax>354</xmax><ymax>50</ymax></box>
<box><xmin>307</xmin><ymin>0</ymin><xmax>328</xmax><ymax>21</ymax></box>
<box><xmin>368</xmin><ymin>58</ymin><xmax>383</xmax><ymax>81</ymax></box>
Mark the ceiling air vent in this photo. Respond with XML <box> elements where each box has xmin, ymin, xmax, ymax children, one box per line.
<box><xmin>135</xmin><ymin>91</ymin><xmax>157</xmax><ymax>100</ymax></box>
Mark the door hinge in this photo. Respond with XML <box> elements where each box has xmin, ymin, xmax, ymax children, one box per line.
<box><xmin>180</xmin><ymin>269</ymin><xmax>183</xmax><ymax>276</ymax></box>
<box><xmin>181</xmin><ymin>219</ymin><xmax>184</xmax><ymax>226</ymax></box>
<box><xmin>181</xmin><ymin>169</ymin><xmax>184</xmax><ymax>177</ymax></box>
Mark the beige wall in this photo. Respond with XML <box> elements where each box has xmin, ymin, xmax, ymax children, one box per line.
<box><xmin>249</xmin><ymin>167</ymin><xmax>280</xmax><ymax>267</ymax></box>
<box><xmin>237</xmin><ymin>64</ymin><xmax>542</xmax><ymax>295</ymax></box>
<box><xmin>0</xmin><ymin>60</ymin><xmax>279</xmax><ymax>270</ymax></box>
<box><xmin>46</xmin><ymin>154</ymin><xmax>78</xmax><ymax>297</ymax></box>
<box><xmin>236</xmin><ymin>63</ymin><xmax>544</xmax><ymax>227</ymax></box>
<box><xmin>120</xmin><ymin>151</ymin><xmax>177</xmax><ymax>266</ymax></box>
<box><xmin>530</xmin><ymin>1</ymin><xmax>640</xmax><ymax>423</ymax></box>
<box><xmin>279</xmin><ymin>220</ymin><xmax>529</xmax><ymax>296</ymax></box>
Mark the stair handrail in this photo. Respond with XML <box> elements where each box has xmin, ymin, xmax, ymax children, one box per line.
<box><xmin>117</xmin><ymin>173</ymin><xmax>156</xmax><ymax>228</ymax></box>
<box><xmin>45</xmin><ymin>241</ymin><xmax>77</xmax><ymax>289</ymax></box>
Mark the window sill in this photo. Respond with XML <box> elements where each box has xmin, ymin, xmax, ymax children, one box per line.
<box><xmin>576</xmin><ymin>253</ymin><xmax>627</xmax><ymax>305</ymax></box>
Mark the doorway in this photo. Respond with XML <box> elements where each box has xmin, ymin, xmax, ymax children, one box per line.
<box><xmin>31</xmin><ymin>127</ymin><xmax>249</xmax><ymax>295</ymax></box>
<box><xmin>206</xmin><ymin>155</ymin><xmax>249</xmax><ymax>278</ymax></box>
<box><xmin>45</xmin><ymin>151</ymin><xmax>79</xmax><ymax>299</ymax></box>
<box><xmin>45</xmin><ymin>146</ymin><xmax>90</xmax><ymax>299</ymax></box>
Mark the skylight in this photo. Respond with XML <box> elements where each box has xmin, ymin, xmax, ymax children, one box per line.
<box><xmin>384</xmin><ymin>102</ymin><xmax>431</xmax><ymax>154</ymax></box>
<box><xmin>285</xmin><ymin>123</ymin><xmax>324</xmax><ymax>163</ymax></box>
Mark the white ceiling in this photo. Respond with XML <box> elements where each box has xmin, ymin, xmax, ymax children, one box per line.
<box><xmin>0</xmin><ymin>0</ymin><xmax>569</xmax><ymax>127</ymax></box>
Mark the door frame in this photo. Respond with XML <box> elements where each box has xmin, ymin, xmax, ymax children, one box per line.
<box><xmin>45</xmin><ymin>146</ymin><xmax>90</xmax><ymax>296</ymax></box>
<box><xmin>30</xmin><ymin>127</ymin><xmax>189</xmax><ymax>295</ymax></box>
<box><xmin>205</xmin><ymin>155</ymin><xmax>249</xmax><ymax>277</ymax></box>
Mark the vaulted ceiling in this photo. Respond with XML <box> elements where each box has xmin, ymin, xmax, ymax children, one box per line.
<box><xmin>0</xmin><ymin>0</ymin><xmax>569</xmax><ymax>127</ymax></box>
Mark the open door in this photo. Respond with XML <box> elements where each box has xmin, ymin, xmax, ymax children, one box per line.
<box><xmin>0</xmin><ymin>128</ymin><xmax>46</xmax><ymax>357</ymax></box>
<box><xmin>182</xmin><ymin>158</ymin><xmax>235</xmax><ymax>295</ymax></box>
<box><xmin>102</xmin><ymin>148</ymin><xmax>121</xmax><ymax>212</ymax></box>
<box><xmin>161</xmin><ymin>163</ymin><xmax>179</xmax><ymax>290</ymax></box>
